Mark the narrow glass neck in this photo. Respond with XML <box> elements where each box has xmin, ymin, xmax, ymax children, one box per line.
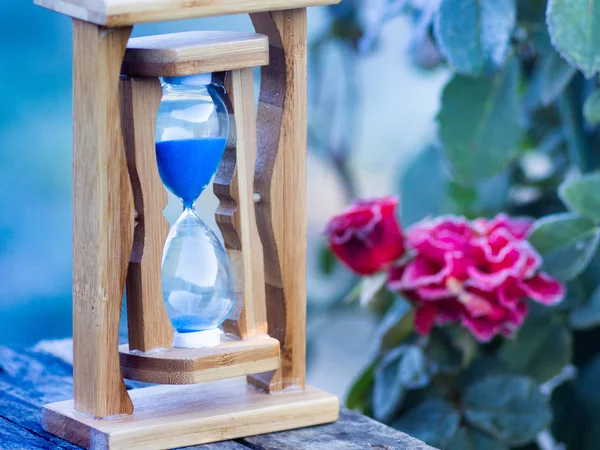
<box><xmin>183</xmin><ymin>200</ymin><xmax>196</xmax><ymax>210</ymax></box>
<box><xmin>178</xmin><ymin>206</ymin><xmax>208</xmax><ymax>227</ymax></box>
<box><xmin>182</xmin><ymin>204</ymin><xmax>197</xmax><ymax>215</ymax></box>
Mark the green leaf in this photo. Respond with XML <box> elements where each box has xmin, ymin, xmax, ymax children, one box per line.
<box><xmin>539</xmin><ymin>51</ymin><xmax>576</xmax><ymax>106</ymax></box>
<box><xmin>393</xmin><ymin>399</ymin><xmax>461</xmax><ymax>448</ymax></box>
<box><xmin>560</xmin><ymin>172</ymin><xmax>600</xmax><ymax>222</ymax></box>
<box><xmin>551</xmin><ymin>381</ymin><xmax>587</xmax><ymax>450</ymax></box>
<box><xmin>528</xmin><ymin>213</ymin><xmax>600</xmax><ymax>281</ymax></box>
<box><xmin>584</xmin><ymin>89</ymin><xmax>600</xmax><ymax>125</ymax></box>
<box><xmin>458</xmin><ymin>355</ymin><xmax>506</xmax><ymax>390</ymax></box>
<box><xmin>318</xmin><ymin>245</ymin><xmax>337</xmax><ymax>276</ymax></box>
<box><xmin>530</xmin><ymin>278</ymin><xmax>586</xmax><ymax>317</ymax></box>
<box><xmin>434</xmin><ymin>0</ymin><xmax>516</xmax><ymax>76</ymax></box>
<box><xmin>447</xmin><ymin>426</ymin><xmax>509</xmax><ymax>450</ymax></box>
<box><xmin>400</xmin><ymin>146</ymin><xmax>509</xmax><ymax>223</ymax></box>
<box><xmin>464</xmin><ymin>376</ymin><xmax>552</xmax><ymax>445</ymax></box>
<box><xmin>346</xmin><ymin>360</ymin><xmax>377</xmax><ymax>413</ymax></box>
<box><xmin>438</xmin><ymin>60</ymin><xmax>520</xmax><ymax>185</ymax></box>
<box><xmin>499</xmin><ymin>318</ymin><xmax>572</xmax><ymax>383</ymax></box>
<box><xmin>359</xmin><ymin>272</ymin><xmax>388</xmax><ymax>307</ymax></box>
<box><xmin>400</xmin><ymin>146</ymin><xmax>452</xmax><ymax>225</ymax></box>
<box><xmin>427</xmin><ymin>328</ymin><xmax>477</xmax><ymax>375</ymax></box>
<box><xmin>547</xmin><ymin>0</ymin><xmax>600</xmax><ymax>78</ymax></box>
<box><xmin>569</xmin><ymin>284</ymin><xmax>600</xmax><ymax>330</ymax></box>
<box><xmin>448</xmin><ymin>181</ymin><xmax>478</xmax><ymax>209</ymax></box>
<box><xmin>578</xmin><ymin>355</ymin><xmax>600</xmax><ymax>450</ymax></box>
<box><xmin>584</xmin><ymin>89</ymin><xmax>600</xmax><ymax>124</ymax></box>
<box><xmin>373</xmin><ymin>346</ymin><xmax>429</xmax><ymax>422</ymax></box>
<box><xmin>375</xmin><ymin>298</ymin><xmax>415</xmax><ymax>351</ymax></box>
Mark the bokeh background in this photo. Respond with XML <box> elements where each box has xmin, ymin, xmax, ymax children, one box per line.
<box><xmin>0</xmin><ymin>1</ymin><xmax>446</xmax><ymax>398</ymax></box>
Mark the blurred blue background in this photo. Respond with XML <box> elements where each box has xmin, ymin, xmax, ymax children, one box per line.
<box><xmin>0</xmin><ymin>1</ymin><xmax>446</xmax><ymax>397</ymax></box>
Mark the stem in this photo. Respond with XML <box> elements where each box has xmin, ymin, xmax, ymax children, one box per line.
<box><xmin>559</xmin><ymin>77</ymin><xmax>595</xmax><ymax>173</ymax></box>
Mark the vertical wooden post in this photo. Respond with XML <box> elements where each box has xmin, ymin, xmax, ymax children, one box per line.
<box><xmin>215</xmin><ymin>69</ymin><xmax>268</xmax><ymax>339</ymax></box>
<box><xmin>250</xmin><ymin>8</ymin><xmax>308</xmax><ymax>391</ymax></box>
<box><xmin>120</xmin><ymin>76</ymin><xmax>174</xmax><ymax>352</ymax></box>
<box><xmin>72</xmin><ymin>19</ymin><xmax>134</xmax><ymax>417</ymax></box>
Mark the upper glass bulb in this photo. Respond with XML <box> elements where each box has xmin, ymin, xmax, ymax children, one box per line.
<box><xmin>156</xmin><ymin>74</ymin><xmax>236</xmax><ymax>335</ymax></box>
<box><xmin>156</xmin><ymin>74</ymin><xmax>230</xmax><ymax>208</ymax></box>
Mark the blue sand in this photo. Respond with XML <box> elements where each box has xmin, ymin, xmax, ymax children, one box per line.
<box><xmin>156</xmin><ymin>138</ymin><xmax>227</xmax><ymax>208</ymax></box>
<box><xmin>171</xmin><ymin>314</ymin><xmax>218</xmax><ymax>333</ymax></box>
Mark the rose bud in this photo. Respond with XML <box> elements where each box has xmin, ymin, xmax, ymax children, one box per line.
<box><xmin>325</xmin><ymin>197</ymin><xmax>406</xmax><ymax>275</ymax></box>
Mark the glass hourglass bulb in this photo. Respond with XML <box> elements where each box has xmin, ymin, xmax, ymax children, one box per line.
<box><xmin>156</xmin><ymin>74</ymin><xmax>236</xmax><ymax>345</ymax></box>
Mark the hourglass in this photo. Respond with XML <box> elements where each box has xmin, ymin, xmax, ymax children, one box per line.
<box><xmin>157</xmin><ymin>74</ymin><xmax>236</xmax><ymax>346</ymax></box>
<box><xmin>35</xmin><ymin>1</ymin><xmax>341</xmax><ymax>448</ymax></box>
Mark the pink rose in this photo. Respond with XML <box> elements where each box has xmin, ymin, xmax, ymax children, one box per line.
<box><xmin>325</xmin><ymin>197</ymin><xmax>406</xmax><ymax>275</ymax></box>
<box><xmin>388</xmin><ymin>214</ymin><xmax>564</xmax><ymax>342</ymax></box>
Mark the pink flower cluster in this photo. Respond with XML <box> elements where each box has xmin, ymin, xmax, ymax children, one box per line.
<box><xmin>388</xmin><ymin>215</ymin><xmax>563</xmax><ymax>341</ymax></box>
<box><xmin>325</xmin><ymin>197</ymin><xmax>565</xmax><ymax>342</ymax></box>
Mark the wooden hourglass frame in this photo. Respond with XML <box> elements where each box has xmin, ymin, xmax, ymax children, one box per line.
<box><xmin>34</xmin><ymin>1</ymin><xmax>341</xmax><ymax>448</ymax></box>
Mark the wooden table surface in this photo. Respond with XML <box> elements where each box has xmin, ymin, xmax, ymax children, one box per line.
<box><xmin>0</xmin><ymin>342</ymin><xmax>435</xmax><ymax>449</ymax></box>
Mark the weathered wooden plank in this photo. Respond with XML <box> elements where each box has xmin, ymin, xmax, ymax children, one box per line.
<box><xmin>239</xmin><ymin>408</ymin><xmax>436</xmax><ymax>450</ymax></box>
<box><xmin>0</xmin><ymin>391</ymin><xmax>81</xmax><ymax>450</ymax></box>
<box><xmin>0</xmin><ymin>416</ymin><xmax>68</xmax><ymax>450</ymax></box>
<box><xmin>183</xmin><ymin>443</ymin><xmax>249</xmax><ymax>450</ymax></box>
<box><xmin>0</xmin><ymin>347</ymin><xmax>74</xmax><ymax>404</ymax></box>
<box><xmin>0</xmin><ymin>347</ymin><xmax>79</xmax><ymax>449</ymax></box>
<box><xmin>0</xmin><ymin>344</ymin><xmax>436</xmax><ymax>450</ymax></box>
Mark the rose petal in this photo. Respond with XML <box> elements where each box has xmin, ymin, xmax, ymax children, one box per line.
<box><xmin>388</xmin><ymin>213</ymin><xmax>563</xmax><ymax>342</ymax></box>
<box><xmin>461</xmin><ymin>315</ymin><xmax>502</xmax><ymax>342</ymax></box>
<box><xmin>521</xmin><ymin>244</ymin><xmax>542</xmax><ymax>278</ymax></box>
<box><xmin>505</xmin><ymin>300</ymin><xmax>528</xmax><ymax>327</ymax></box>
<box><xmin>414</xmin><ymin>303</ymin><xmax>439</xmax><ymax>335</ymax></box>
<box><xmin>474</xmin><ymin>213</ymin><xmax>533</xmax><ymax>240</ymax></box>
<box><xmin>326</xmin><ymin>196</ymin><xmax>405</xmax><ymax>275</ymax></box>
<box><xmin>399</xmin><ymin>254</ymin><xmax>453</xmax><ymax>289</ymax></box>
<box><xmin>459</xmin><ymin>290</ymin><xmax>506</xmax><ymax>320</ymax></box>
<box><xmin>436</xmin><ymin>299</ymin><xmax>464</xmax><ymax>324</ymax></box>
<box><xmin>415</xmin><ymin>284</ymin><xmax>454</xmax><ymax>300</ymax></box>
<box><xmin>497</xmin><ymin>278</ymin><xmax>524</xmax><ymax>308</ymax></box>
<box><xmin>407</xmin><ymin>215</ymin><xmax>470</xmax><ymax>247</ymax></box>
<box><xmin>519</xmin><ymin>272</ymin><xmax>565</xmax><ymax>305</ymax></box>
<box><xmin>387</xmin><ymin>265</ymin><xmax>405</xmax><ymax>290</ymax></box>
<box><xmin>466</xmin><ymin>244</ymin><xmax>527</xmax><ymax>290</ymax></box>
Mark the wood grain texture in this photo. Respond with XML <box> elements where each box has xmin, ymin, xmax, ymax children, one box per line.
<box><xmin>1</xmin><ymin>345</ymin><xmax>433</xmax><ymax>450</ymax></box>
<box><xmin>118</xmin><ymin>335</ymin><xmax>279</xmax><ymax>384</ymax></box>
<box><xmin>122</xmin><ymin>31</ymin><xmax>269</xmax><ymax>77</ymax></box>
<box><xmin>248</xmin><ymin>9</ymin><xmax>308</xmax><ymax>393</ymax></box>
<box><xmin>72</xmin><ymin>19</ymin><xmax>133</xmax><ymax>419</ymax></box>
<box><xmin>242</xmin><ymin>409</ymin><xmax>438</xmax><ymax>450</ymax></box>
<box><xmin>42</xmin><ymin>377</ymin><xmax>339</xmax><ymax>450</ymax></box>
<box><xmin>120</xmin><ymin>76</ymin><xmax>174</xmax><ymax>353</ymax></box>
<box><xmin>34</xmin><ymin>0</ymin><xmax>342</xmax><ymax>27</ymax></box>
<box><xmin>215</xmin><ymin>69</ymin><xmax>267</xmax><ymax>340</ymax></box>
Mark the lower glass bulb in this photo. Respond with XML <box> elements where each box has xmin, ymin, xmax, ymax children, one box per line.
<box><xmin>161</xmin><ymin>208</ymin><xmax>236</xmax><ymax>333</ymax></box>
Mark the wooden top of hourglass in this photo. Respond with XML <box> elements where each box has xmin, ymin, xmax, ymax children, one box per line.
<box><xmin>122</xmin><ymin>31</ymin><xmax>269</xmax><ymax>77</ymax></box>
<box><xmin>34</xmin><ymin>0</ymin><xmax>341</xmax><ymax>26</ymax></box>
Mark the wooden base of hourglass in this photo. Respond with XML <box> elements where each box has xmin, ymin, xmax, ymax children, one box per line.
<box><xmin>42</xmin><ymin>379</ymin><xmax>339</xmax><ymax>449</ymax></box>
<box><xmin>35</xmin><ymin>4</ymin><xmax>341</xmax><ymax>449</ymax></box>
